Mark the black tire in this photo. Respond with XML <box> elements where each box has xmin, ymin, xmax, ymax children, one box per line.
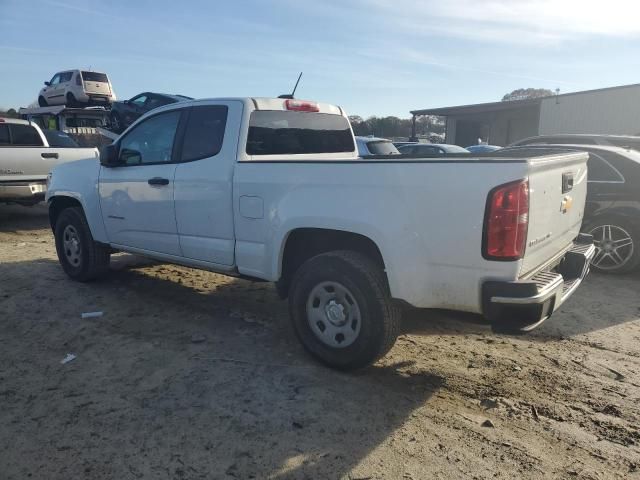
<box><xmin>586</xmin><ymin>217</ymin><xmax>640</xmax><ymax>274</ymax></box>
<box><xmin>66</xmin><ymin>92</ymin><xmax>78</xmax><ymax>107</ymax></box>
<box><xmin>54</xmin><ymin>207</ymin><xmax>110</xmax><ymax>281</ymax></box>
<box><xmin>289</xmin><ymin>250</ymin><xmax>401</xmax><ymax>370</ymax></box>
<box><xmin>110</xmin><ymin>111</ymin><xmax>123</xmax><ymax>133</ymax></box>
<box><xmin>38</xmin><ymin>96</ymin><xmax>47</xmax><ymax>107</ymax></box>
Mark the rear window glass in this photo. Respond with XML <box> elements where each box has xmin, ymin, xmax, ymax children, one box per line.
<box><xmin>181</xmin><ymin>106</ymin><xmax>228</xmax><ymax>161</ymax></box>
<box><xmin>587</xmin><ymin>153</ymin><xmax>623</xmax><ymax>182</ymax></box>
<box><xmin>247</xmin><ymin>111</ymin><xmax>354</xmax><ymax>155</ymax></box>
<box><xmin>0</xmin><ymin>124</ymin><xmax>9</xmax><ymax>145</ymax></box>
<box><xmin>81</xmin><ymin>71</ymin><xmax>109</xmax><ymax>83</ymax></box>
<box><xmin>10</xmin><ymin>124</ymin><xmax>44</xmax><ymax>146</ymax></box>
<box><xmin>367</xmin><ymin>140</ymin><xmax>399</xmax><ymax>155</ymax></box>
<box><xmin>43</xmin><ymin>130</ymin><xmax>79</xmax><ymax>147</ymax></box>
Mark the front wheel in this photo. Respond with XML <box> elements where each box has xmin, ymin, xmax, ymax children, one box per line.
<box><xmin>587</xmin><ymin>218</ymin><xmax>640</xmax><ymax>273</ymax></box>
<box><xmin>289</xmin><ymin>250</ymin><xmax>401</xmax><ymax>370</ymax></box>
<box><xmin>38</xmin><ymin>96</ymin><xmax>48</xmax><ymax>107</ymax></box>
<box><xmin>54</xmin><ymin>207</ymin><xmax>110</xmax><ymax>281</ymax></box>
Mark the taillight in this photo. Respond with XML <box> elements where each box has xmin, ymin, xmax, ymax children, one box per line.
<box><xmin>76</xmin><ymin>74</ymin><xmax>82</xmax><ymax>86</ymax></box>
<box><xmin>483</xmin><ymin>179</ymin><xmax>529</xmax><ymax>260</ymax></box>
<box><xmin>285</xmin><ymin>99</ymin><xmax>319</xmax><ymax>112</ymax></box>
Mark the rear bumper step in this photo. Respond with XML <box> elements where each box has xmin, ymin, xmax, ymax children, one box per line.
<box><xmin>482</xmin><ymin>235</ymin><xmax>595</xmax><ymax>333</ymax></box>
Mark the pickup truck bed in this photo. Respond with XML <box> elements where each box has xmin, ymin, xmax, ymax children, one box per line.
<box><xmin>45</xmin><ymin>97</ymin><xmax>594</xmax><ymax>369</ymax></box>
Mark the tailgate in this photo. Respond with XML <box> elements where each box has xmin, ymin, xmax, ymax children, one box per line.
<box><xmin>520</xmin><ymin>152</ymin><xmax>588</xmax><ymax>277</ymax></box>
<box><xmin>81</xmin><ymin>71</ymin><xmax>111</xmax><ymax>95</ymax></box>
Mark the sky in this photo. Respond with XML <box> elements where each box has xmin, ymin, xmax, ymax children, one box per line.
<box><xmin>1</xmin><ymin>0</ymin><xmax>640</xmax><ymax>117</ymax></box>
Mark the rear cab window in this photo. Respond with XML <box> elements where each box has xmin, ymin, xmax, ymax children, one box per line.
<box><xmin>81</xmin><ymin>71</ymin><xmax>109</xmax><ymax>83</ymax></box>
<box><xmin>9</xmin><ymin>124</ymin><xmax>44</xmax><ymax>146</ymax></box>
<box><xmin>246</xmin><ymin>111</ymin><xmax>354</xmax><ymax>155</ymax></box>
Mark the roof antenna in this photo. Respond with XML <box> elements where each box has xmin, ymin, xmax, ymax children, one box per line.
<box><xmin>278</xmin><ymin>72</ymin><xmax>303</xmax><ymax>99</ymax></box>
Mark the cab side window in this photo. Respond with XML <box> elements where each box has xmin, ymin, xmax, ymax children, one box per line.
<box><xmin>118</xmin><ymin>110</ymin><xmax>181</xmax><ymax>165</ymax></box>
<box><xmin>180</xmin><ymin>106</ymin><xmax>228</xmax><ymax>162</ymax></box>
<box><xmin>10</xmin><ymin>124</ymin><xmax>44</xmax><ymax>146</ymax></box>
<box><xmin>49</xmin><ymin>74</ymin><xmax>61</xmax><ymax>86</ymax></box>
<box><xmin>0</xmin><ymin>125</ymin><xmax>10</xmax><ymax>145</ymax></box>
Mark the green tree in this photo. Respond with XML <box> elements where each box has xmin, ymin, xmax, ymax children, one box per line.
<box><xmin>502</xmin><ymin>88</ymin><xmax>553</xmax><ymax>102</ymax></box>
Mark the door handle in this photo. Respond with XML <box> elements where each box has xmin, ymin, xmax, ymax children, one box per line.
<box><xmin>148</xmin><ymin>177</ymin><xmax>169</xmax><ymax>186</ymax></box>
<box><xmin>41</xmin><ymin>152</ymin><xmax>59</xmax><ymax>159</ymax></box>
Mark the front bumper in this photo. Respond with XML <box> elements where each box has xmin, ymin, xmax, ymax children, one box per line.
<box><xmin>0</xmin><ymin>181</ymin><xmax>47</xmax><ymax>203</ymax></box>
<box><xmin>482</xmin><ymin>235</ymin><xmax>595</xmax><ymax>333</ymax></box>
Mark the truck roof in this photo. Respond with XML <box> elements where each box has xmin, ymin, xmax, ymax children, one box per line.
<box><xmin>0</xmin><ymin>117</ymin><xmax>30</xmax><ymax>125</ymax></box>
<box><xmin>176</xmin><ymin>97</ymin><xmax>344</xmax><ymax>116</ymax></box>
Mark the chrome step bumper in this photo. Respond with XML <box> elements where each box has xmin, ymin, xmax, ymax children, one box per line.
<box><xmin>482</xmin><ymin>235</ymin><xmax>596</xmax><ymax>333</ymax></box>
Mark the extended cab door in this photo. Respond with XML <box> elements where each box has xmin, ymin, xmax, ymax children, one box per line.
<box><xmin>173</xmin><ymin>101</ymin><xmax>242</xmax><ymax>265</ymax></box>
<box><xmin>98</xmin><ymin>109</ymin><xmax>184</xmax><ymax>256</ymax></box>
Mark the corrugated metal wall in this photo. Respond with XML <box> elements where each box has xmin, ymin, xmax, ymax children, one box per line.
<box><xmin>539</xmin><ymin>85</ymin><xmax>640</xmax><ymax>135</ymax></box>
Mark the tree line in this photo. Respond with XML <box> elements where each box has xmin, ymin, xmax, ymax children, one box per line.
<box><xmin>349</xmin><ymin>115</ymin><xmax>445</xmax><ymax>140</ymax></box>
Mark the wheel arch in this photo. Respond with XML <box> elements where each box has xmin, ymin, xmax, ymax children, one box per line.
<box><xmin>276</xmin><ymin>227</ymin><xmax>387</xmax><ymax>299</ymax></box>
<box><xmin>48</xmin><ymin>195</ymin><xmax>83</xmax><ymax>232</ymax></box>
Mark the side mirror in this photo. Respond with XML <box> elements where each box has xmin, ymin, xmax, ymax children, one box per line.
<box><xmin>99</xmin><ymin>144</ymin><xmax>121</xmax><ymax>167</ymax></box>
<box><xmin>44</xmin><ymin>81</ymin><xmax>50</xmax><ymax>86</ymax></box>
<box><xmin>120</xmin><ymin>148</ymin><xmax>142</xmax><ymax>165</ymax></box>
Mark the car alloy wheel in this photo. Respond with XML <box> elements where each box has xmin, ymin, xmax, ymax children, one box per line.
<box><xmin>589</xmin><ymin>224</ymin><xmax>634</xmax><ymax>271</ymax></box>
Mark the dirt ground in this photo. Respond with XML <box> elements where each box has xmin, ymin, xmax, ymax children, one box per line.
<box><xmin>0</xmin><ymin>204</ymin><xmax>639</xmax><ymax>480</ymax></box>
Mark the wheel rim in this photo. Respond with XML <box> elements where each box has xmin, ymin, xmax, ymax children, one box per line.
<box><xmin>62</xmin><ymin>225</ymin><xmax>82</xmax><ymax>268</ymax></box>
<box><xmin>306</xmin><ymin>281</ymin><xmax>362</xmax><ymax>348</ymax></box>
<box><xmin>589</xmin><ymin>224</ymin><xmax>634</xmax><ymax>270</ymax></box>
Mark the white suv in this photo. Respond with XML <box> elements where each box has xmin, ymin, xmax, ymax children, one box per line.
<box><xmin>38</xmin><ymin>70</ymin><xmax>116</xmax><ymax>107</ymax></box>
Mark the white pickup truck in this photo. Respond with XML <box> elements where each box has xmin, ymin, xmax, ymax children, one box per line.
<box><xmin>46</xmin><ymin>97</ymin><xmax>595</xmax><ymax>369</ymax></box>
<box><xmin>0</xmin><ymin>118</ymin><xmax>97</xmax><ymax>205</ymax></box>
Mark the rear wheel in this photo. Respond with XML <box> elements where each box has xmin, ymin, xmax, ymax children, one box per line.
<box><xmin>54</xmin><ymin>207</ymin><xmax>110</xmax><ymax>281</ymax></box>
<box><xmin>587</xmin><ymin>218</ymin><xmax>640</xmax><ymax>273</ymax></box>
<box><xmin>289</xmin><ymin>250</ymin><xmax>401</xmax><ymax>370</ymax></box>
<box><xmin>38</xmin><ymin>96</ymin><xmax>47</xmax><ymax>107</ymax></box>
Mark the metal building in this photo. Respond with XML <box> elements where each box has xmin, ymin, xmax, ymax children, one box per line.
<box><xmin>410</xmin><ymin>83</ymin><xmax>640</xmax><ymax>147</ymax></box>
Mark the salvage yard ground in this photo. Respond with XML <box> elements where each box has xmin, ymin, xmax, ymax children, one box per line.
<box><xmin>1</xmin><ymin>204</ymin><xmax>639</xmax><ymax>480</ymax></box>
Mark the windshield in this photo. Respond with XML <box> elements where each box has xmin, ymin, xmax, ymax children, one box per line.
<box><xmin>42</xmin><ymin>129</ymin><xmax>79</xmax><ymax>147</ymax></box>
<box><xmin>366</xmin><ymin>140</ymin><xmax>399</xmax><ymax>155</ymax></box>
<box><xmin>440</xmin><ymin>145</ymin><xmax>471</xmax><ymax>153</ymax></box>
